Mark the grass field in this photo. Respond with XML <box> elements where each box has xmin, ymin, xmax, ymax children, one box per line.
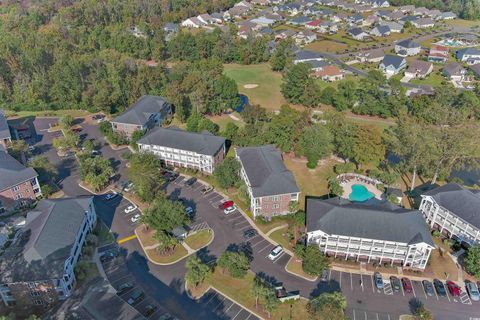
<box><xmin>146</xmin><ymin>245</ymin><xmax>188</xmax><ymax>264</ymax></box>
<box><xmin>286</xmin><ymin>257</ymin><xmax>318</xmax><ymax>281</ymax></box>
<box><xmin>305</xmin><ymin>40</ymin><xmax>348</xmax><ymax>53</ymax></box>
<box><xmin>269</xmin><ymin>226</ymin><xmax>293</xmax><ymax>251</ymax></box>
<box><xmin>410</xmin><ymin>69</ymin><xmax>447</xmax><ymax>87</ymax></box>
<box><xmin>184</xmin><ymin>229</ymin><xmax>213</xmax><ymax>250</ymax></box>
<box><xmin>207</xmin><ymin>114</ymin><xmax>245</xmax><ymax>131</ymax></box>
<box><xmin>224</xmin><ymin>63</ymin><xmax>287</xmax><ymax>111</ymax></box>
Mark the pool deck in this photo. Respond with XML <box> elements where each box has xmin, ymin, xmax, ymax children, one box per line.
<box><xmin>341</xmin><ymin>180</ymin><xmax>383</xmax><ymax>200</ymax></box>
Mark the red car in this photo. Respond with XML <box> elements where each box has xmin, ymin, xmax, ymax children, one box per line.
<box><xmin>446</xmin><ymin>281</ymin><xmax>461</xmax><ymax>297</ymax></box>
<box><xmin>401</xmin><ymin>278</ymin><xmax>413</xmax><ymax>293</ymax></box>
<box><xmin>219</xmin><ymin>200</ymin><xmax>234</xmax><ymax>210</ymax></box>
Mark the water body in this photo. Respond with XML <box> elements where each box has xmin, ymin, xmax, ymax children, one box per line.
<box><xmin>349</xmin><ymin>184</ymin><xmax>375</xmax><ymax>202</ymax></box>
<box><xmin>235</xmin><ymin>94</ymin><xmax>248</xmax><ymax>113</ymax></box>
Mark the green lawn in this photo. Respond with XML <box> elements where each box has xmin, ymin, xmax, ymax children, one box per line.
<box><xmin>410</xmin><ymin>71</ymin><xmax>447</xmax><ymax>87</ymax></box>
<box><xmin>305</xmin><ymin>40</ymin><xmax>348</xmax><ymax>54</ymax></box>
<box><xmin>315</xmin><ymin>74</ymin><xmax>360</xmax><ymax>91</ymax></box>
<box><xmin>269</xmin><ymin>226</ymin><xmax>293</xmax><ymax>251</ymax></box>
<box><xmin>184</xmin><ymin>229</ymin><xmax>213</xmax><ymax>250</ymax></box>
<box><xmin>207</xmin><ymin>114</ymin><xmax>245</xmax><ymax>131</ymax></box>
<box><xmin>224</xmin><ymin>63</ymin><xmax>287</xmax><ymax>111</ymax></box>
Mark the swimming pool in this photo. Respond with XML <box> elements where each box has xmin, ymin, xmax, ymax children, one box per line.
<box><xmin>349</xmin><ymin>184</ymin><xmax>375</xmax><ymax>202</ymax></box>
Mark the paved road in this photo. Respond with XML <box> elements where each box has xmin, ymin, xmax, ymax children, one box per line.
<box><xmin>29</xmin><ymin>117</ymin><xmax>480</xmax><ymax>320</ymax></box>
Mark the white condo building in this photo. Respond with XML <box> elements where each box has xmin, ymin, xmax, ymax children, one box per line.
<box><xmin>306</xmin><ymin>198</ymin><xmax>434</xmax><ymax>270</ymax></box>
<box><xmin>137</xmin><ymin>127</ymin><xmax>226</xmax><ymax>174</ymax></box>
<box><xmin>420</xmin><ymin>183</ymin><xmax>480</xmax><ymax>245</ymax></box>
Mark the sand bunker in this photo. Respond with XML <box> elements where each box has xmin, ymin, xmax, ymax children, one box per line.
<box><xmin>243</xmin><ymin>84</ymin><xmax>259</xmax><ymax>89</ymax></box>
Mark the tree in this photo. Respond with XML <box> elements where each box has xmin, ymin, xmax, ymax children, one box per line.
<box><xmin>464</xmin><ymin>245</ymin><xmax>480</xmax><ymax>278</ymax></box>
<box><xmin>28</xmin><ymin>156</ymin><xmax>58</xmax><ymax>184</ymax></box>
<box><xmin>327</xmin><ymin>177</ymin><xmax>344</xmax><ymax>197</ymax></box>
<box><xmin>295</xmin><ymin>124</ymin><xmax>333</xmax><ymax>168</ymax></box>
<box><xmin>266</xmin><ymin>105</ymin><xmax>309</xmax><ymax>153</ymax></box>
<box><xmin>7</xmin><ymin>140</ymin><xmax>29</xmax><ymax>161</ymax></box>
<box><xmin>414</xmin><ymin>304</ymin><xmax>432</xmax><ymax>320</ymax></box>
<box><xmin>241</xmin><ymin>104</ymin><xmax>268</xmax><ymax>125</ymax></box>
<box><xmin>353</xmin><ymin>125</ymin><xmax>385</xmax><ymax>168</ymax></box>
<box><xmin>60</xmin><ymin>115</ymin><xmax>74</xmax><ymax>128</ymax></box>
<box><xmin>79</xmin><ymin>156</ymin><xmax>114</xmax><ymax>191</ymax></box>
<box><xmin>320</xmin><ymin>86</ymin><xmax>337</xmax><ymax>105</ymax></box>
<box><xmin>326</xmin><ymin>112</ymin><xmax>358</xmax><ymax>162</ymax></box>
<box><xmin>214</xmin><ymin>157</ymin><xmax>241</xmax><ymax>189</ymax></box>
<box><xmin>127</xmin><ymin>152</ymin><xmax>164</xmax><ymax>202</ymax></box>
<box><xmin>221</xmin><ymin>122</ymin><xmax>239</xmax><ymax>141</ymax></box>
<box><xmin>263</xmin><ymin>288</ymin><xmax>279</xmax><ymax>318</ymax></box>
<box><xmin>250</xmin><ymin>275</ymin><xmax>278</xmax><ymax>318</ymax></box>
<box><xmin>52</xmin><ymin>130</ymin><xmax>79</xmax><ymax>151</ymax></box>
<box><xmin>218</xmin><ymin>250</ymin><xmax>250</xmax><ymax>278</ymax></box>
<box><xmin>302</xmin><ymin>245</ymin><xmax>330</xmax><ymax>276</ymax></box>
<box><xmin>250</xmin><ymin>275</ymin><xmax>269</xmax><ymax>307</ymax></box>
<box><xmin>154</xmin><ymin>230</ymin><xmax>179</xmax><ymax>254</ymax></box>
<box><xmin>308</xmin><ymin>292</ymin><xmax>347</xmax><ymax>320</ymax></box>
<box><xmin>302</xmin><ymin>79</ymin><xmax>321</xmax><ymax>107</ymax></box>
<box><xmin>185</xmin><ymin>255</ymin><xmax>211</xmax><ymax>288</ymax></box>
<box><xmin>130</xmin><ymin>129</ymin><xmax>145</xmax><ymax>151</ymax></box>
<box><xmin>141</xmin><ymin>194</ymin><xmax>189</xmax><ymax>233</ymax></box>
<box><xmin>281</xmin><ymin>63</ymin><xmax>311</xmax><ymax>104</ymax></box>
<box><xmin>270</xmin><ymin>40</ymin><xmax>292</xmax><ymax>72</ymax></box>
<box><xmin>186</xmin><ymin>112</ymin><xmax>219</xmax><ymax>134</ymax></box>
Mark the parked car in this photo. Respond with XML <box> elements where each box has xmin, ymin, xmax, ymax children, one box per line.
<box><xmin>390</xmin><ymin>276</ymin><xmax>401</xmax><ymax>292</ymax></box>
<box><xmin>124</xmin><ymin>205</ymin><xmax>137</xmax><ymax>214</ymax></box>
<box><xmin>374</xmin><ymin>272</ymin><xmax>383</xmax><ymax>290</ymax></box>
<box><xmin>116</xmin><ymin>282</ymin><xmax>133</xmax><ymax>295</ymax></box>
<box><xmin>144</xmin><ymin>305</ymin><xmax>158</xmax><ymax>317</ymax></box>
<box><xmin>219</xmin><ymin>200</ymin><xmax>234</xmax><ymax>210</ymax></box>
<box><xmin>224</xmin><ymin>206</ymin><xmax>237</xmax><ymax>215</ymax></box>
<box><xmin>320</xmin><ymin>269</ymin><xmax>329</xmax><ymax>282</ymax></box>
<box><xmin>100</xmin><ymin>249</ymin><xmax>119</xmax><ymax>262</ymax></box>
<box><xmin>243</xmin><ymin>229</ymin><xmax>257</xmax><ymax>239</ymax></box>
<box><xmin>466</xmin><ymin>281</ymin><xmax>480</xmax><ymax>301</ymax></box>
<box><xmin>185</xmin><ymin>207</ymin><xmax>194</xmax><ymax>217</ymax></box>
<box><xmin>166</xmin><ymin>172</ymin><xmax>179</xmax><ymax>182</ymax></box>
<box><xmin>105</xmin><ymin>192</ymin><xmax>119</xmax><ymax>201</ymax></box>
<box><xmin>402</xmin><ymin>278</ymin><xmax>413</xmax><ymax>293</ymax></box>
<box><xmin>446</xmin><ymin>280</ymin><xmax>461</xmax><ymax>297</ymax></box>
<box><xmin>131</xmin><ymin>214</ymin><xmax>141</xmax><ymax>223</ymax></box>
<box><xmin>268</xmin><ymin>245</ymin><xmax>284</xmax><ymax>261</ymax></box>
<box><xmin>28</xmin><ymin>145</ymin><xmax>35</xmax><ymax>152</ymax></box>
<box><xmin>184</xmin><ymin>177</ymin><xmax>197</xmax><ymax>186</ymax></box>
<box><xmin>434</xmin><ymin>279</ymin><xmax>447</xmax><ymax>297</ymax></box>
<box><xmin>423</xmin><ymin>280</ymin><xmax>434</xmax><ymax>296</ymax></box>
<box><xmin>91</xmin><ymin>150</ymin><xmax>101</xmax><ymax>156</ymax></box>
<box><xmin>127</xmin><ymin>289</ymin><xmax>144</xmax><ymax>305</ymax></box>
<box><xmin>201</xmin><ymin>186</ymin><xmax>214</xmax><ymax>195</ymax></box>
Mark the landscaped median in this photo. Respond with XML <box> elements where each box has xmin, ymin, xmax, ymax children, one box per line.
<box><xmin>285</xmin><ymin>256</ymin><xmax>318</xmax><ymax>281</ymax></box>
<box><xmin>135</xmin><ymin>225</ymin><xmax>214</xmax><ymax>265</ymax></box>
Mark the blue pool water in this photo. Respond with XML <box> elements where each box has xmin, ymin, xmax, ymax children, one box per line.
<box><xmin>349</xmin><ymin>184</ymin><xmax>374</xmax><ymax>202</ymax></box>
<box><xmin>235</xmin><ymin>94</ymin><xmax>249</xmax><ymax>113</ymax></box>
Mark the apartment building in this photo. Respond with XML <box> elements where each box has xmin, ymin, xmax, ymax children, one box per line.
<box><xmin>306</xmin><ymin>198</ymin><xmax>434</xmax><ymax>270</ymax></box>
<box><xmin>137</xmin><ymin>127</ymin><xmax>226</xmax><ymax>174</ymax></box>
<box><xmin>111</xmin><ymin>95</ymin><xmax>172</xmax><ymax>139</ymax></box>
<box><xmin>0</xmin><ymin>145</ymin><xmax>41</xmax><ymax>212</ymax></box>
<box><xmin>420</xmin><ymin>183</ymin><xmax>480</xmax><ymax>245</ymax></box>
<box><xmin>236</xmin><ymin>145</ymin><xmax>300</xmax><ymax>219</ymax></box>
<box><xmin>0</xmin><ymin>197</ymin><xmax>96</xmax><ymax>313</ymax></box>
<box><xmin>0</xmin><ymin>109</ymin><xmax>12</xmax><ymax>147</ymax></box>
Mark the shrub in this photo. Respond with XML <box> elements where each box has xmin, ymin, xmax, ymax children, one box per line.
<box><xmin>334</xmin><ymin>162</ymin><xmax>355</xmax><ymax>174</ymax></box>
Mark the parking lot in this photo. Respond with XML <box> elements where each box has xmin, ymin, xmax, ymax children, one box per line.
<box><xmin>198</xmin><ymin>290</ymin><xmax>260</xmax><ymax>320</ymax></box>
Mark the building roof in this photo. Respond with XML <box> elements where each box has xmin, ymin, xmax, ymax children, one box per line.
<box><xmin>381</xmin><ymin>54</ymin><xmax>406</xmax><ymax>69</ymax></box>
<box><xmin>0</xmin><ymin>109</ymin><xmax>10</xmax><ymax>141</ymax></box>
<box><xmin>294</xmin><ymin>50</ymin><xmax>323</xmax><ymax>61</ymax></box>
<box><xmin>236</xmin><ymin>145</ymin><xmax>300</xmax><ymax>198</ymax></box>
<box><xmin>423</xmin><ymin>183</ymin><xmax>480</xmax><ymax>229</ymax></box>
<box><xmin>443</xmin><ymin>62</ymin><xmax>464</xmax><ymax>76</ymax></box>
<box><xmin>315</xmin><ymin>65</ymin><xmax>343</xmax><ymax>77</ymax></box>
<box><xmin>0</xmin><ymin>197</ymin><xmax>94</xmax><ymax>283</ymax></box>
<box><xmin>396</xmin><ymin>39</ymin><xmax>421</xmax><ymax>49</ymax></box>
<box><xmin>348</xmin><ymin>27</ymin><xmax>367</xmax><ymax>36</ymax></box>
<box><xmin>414</xmin><ymin>17</ymin><xmax>435</xmax><ymax>26</ymax></box>
<box><xmin>112</xmin><ymin>95</ymin><xmax>170</xmax><ymax>126</ymax></box>
<box><xmin>306</xmin><ymin>60</ymin><xmax>329</xmax><ymax>69</ymax></box>
<box><xmin>0</xmin><ymin>147</ymin><xmax>38</xmax><ymax>192</ymax></box>
<box><xmin>471</xmin><ymin>64</ymin><xmax>480</xmax><ymax>77</ymax></box>
<box><xmin>137</xmin><ymin>127</ymin><xmax>225</xmax><ymax>156</ymax></box>
<box><xmin>457</xmin><ymin>47</ymin><xmax>480</xmax><ymax>57</ymax></box>
<box><xmin>357</xmin><ymin>48</ymin><xmax>385</xmax><ymax>59</ymax></box>
<box><xmin>430</xmin><ymin>44</ymin><xmax>448</xmax><ymax>52</ymax></box>
<box><xmin>373</xmin><ymin>25</ymin><xmax>391</xmax><ymax>35</ymax></box>
<box><xmin>406</xmin><ymin>60</ymin><xmax>432</xmax><ymax>75</ymax></box>
<box><xmin>306</xmin><ymin>197</ymin><xmax>434</xmax><ymax>246</ymax></box>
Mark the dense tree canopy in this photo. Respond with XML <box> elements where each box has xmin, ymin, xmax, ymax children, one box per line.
<box><xmin>127</xmin><ymin>152</ymin><xmax>164</xmax><ymax>202</ymax></box>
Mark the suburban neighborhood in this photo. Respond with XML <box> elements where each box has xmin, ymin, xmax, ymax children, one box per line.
<box><xmin>1</xmin><ymin>0</ymin><xmax>480</xmax><ymax>320</ymax></box>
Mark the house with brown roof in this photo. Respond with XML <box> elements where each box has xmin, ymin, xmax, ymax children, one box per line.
<box><xmin>313</xmin><ymin>65</ymin><xmax>345</xmax><ymax>81</ymax></box>
<box><xmin>442</xmin><ymin>62</ymin><xmax>466</xmax><ymax>81</ymax></box>
<box><xmin>356</xmin><ymin>48</ymin><xmax>385</xmax><ymax>63</ymax></box>
<box><xmin>428</xmin><ymin>45</ymin><xmax>449</xmax><ymax>63</ymax></box>
<box><xmin>405</xmin><ymin>60</ymin><xmax>433</xmax><ymax>79</ymax></box>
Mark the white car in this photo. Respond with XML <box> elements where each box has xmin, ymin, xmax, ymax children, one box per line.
<box><xmin>185</xmin><ymin>207</ymin><xmax>194</xmax><ymax>217</ymax></box>
<box><xmin>131</xmin><ymin>214</ymin><xmax>141</xmax><ymax>223</ymax></box>
<box><xmin>268</xmin><ymin>245</ymin><xmax>284</xmax><ymax>261</ymax></box>
<box><xmin>223</xmin><ymin>206</ymin><xmax>237</xmax><ymax>215</ymax></box>
<box><xmin>124</xmin><ymin>205</ymin><xmax>137</xmax><ymax>214</ymax></box>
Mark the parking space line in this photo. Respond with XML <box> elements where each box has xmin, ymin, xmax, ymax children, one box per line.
<box><xmin>232</xmin><ymin>309</ymin><xmax>244</xmax><ymax>320</ymax></box>
<box><xmin>234</xmin><ymin>221</ymin><xmax>250</xmax><ymax>228</ymax></box>
<box><xmin>339</xmin><ymin>271</ymin><xmax>342</xmax><ymax>287</ymax></box>
<box><xmin>411</xmin><ymin>281</ymin><xmax>417</xmax><ymax>298</ymax></box>
<box><xmin>350</xmin><ymin>273</ymin><xmax>353</xmax><ymax>291</ymax></box>
<box><xmin>370</xmin><ymin>275</ymin><xmax>375</xmax><ymax>293</ymax></box>
<box><xmin>328</xmin><ymin>269</ymin><xmax>332</xmax><ymax>281</ymax></box>
<box><xmin>353</xmin><ymin>309</ymin><xmax>356</xmax><ymax>320</ymax></box>
<box><xmin>258</xmin><ymin>243</ymin><xmax>273</xmax><ymax>254</ymax></box>
<box><xmin>205</xmin><ymin>292</ymin><xmax>218</xmax><ymax>305</ymax></box>
<box><xmin>360</xmin><ymin>274</ymin><xmax>364</xmax><ymax>292</ymax></box>
<box><xmin>244</xmin><ymin>314</ymin><xmax>252</xmax><ymax>320</ymax></box>
<box><xmin>272</xmin><ymin>252</ymin><xmax>285</xmax><ymax>263</ymax></box>
<box><xmin>400</xmin><ymin>282</ymin><xmax>405</xmax><ymax>296</ymax></box>
<box><xmin>433</xmin><ymin>287</ymin><xmax>439</xmax><ymax>301</ymax></box>
<box><xmin>213</xmin><ymin>296</ymin><xmax>226</xmax><ymax>311</ymax></box>
<box><xmin>422</xmin><ymin>283</ymin><xmax>428</xmax><ymax>300</ymax></box>
<box><xmin>238</xmin><ymin>225</ymin><xmax>253</xmax><ymax>231</ymax></box>
<box><xmin>109</xmin><ymin>274</ymin><xmax>131</xmax><ymax>286</ymax></box>
<box><xmin>225</xmin><ymin>301</ymin><xmax>235</xmax><ymax>313</ymax></box>
<box><xmin>251</xmin><ymin>239</ymin><xmax>267</xmax><ymax>248</ymax></box>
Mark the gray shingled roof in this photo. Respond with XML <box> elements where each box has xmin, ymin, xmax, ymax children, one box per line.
<box><xmin>0</xmin><ymin>147</ymin><xmax>38</xmax><ymax>192</ymax></box>
<box><xmin>306</xmin><ymin>197</ymin><xmax>434</xmax><ymax>246</ymax></box>
<box><xmin>0</xmin><ymin>109</ymin><xmax>11</xmax><ymax>140</ymax></box>
<box><xmin>0</xmin><ymin>197</ymin><xmax>94</xmax><ymax>282</ymax></box>
<box><xmin>396</xmin><ymin>39</ymin><xmax>421</xmax><ymax>49</ymax></box>
<box><xmin>236</xmin><ymin>145</ymin><xmax>300</xmax><ymax>198</ymax></box>
<box><xmin>382</xmin><ymin>54</ymin><xmax>406</xmax><ymax>69</ymax></box>
<box><xmin>112</xmin><ymin>95</ymin><xmax>170</xmax><ymax>126</ymax></box>
<box><xmin>137</xmin><ymin>127</ymin><xmax>225</xmax><ymax>156</ymax></box>
<box><xmin>294</xmin><ymin>50</ymin><xmax>323</xmax><ymax>61</ymax></box>
<box><xmin>423</xmin><ymin>183</ymin><xmax>480</xmax><ymax>229</ymax></box>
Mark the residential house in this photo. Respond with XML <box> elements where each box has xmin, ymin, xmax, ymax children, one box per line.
<box><xmin>399</xmin><ymin>15</ymin><xmax>419</xmax><ymax>24</ymax></box>
<box><xmin>356</xmin><ymin>48</ymin><xmax>385</xmax><ymax>63</ymax></box>
<box><xmin>137</xmin><ymin>127</ymin><xmax>226</xmax><ymax>174</ymax></box>
<box><xmin>442</xmin><ymin>62</ymin><xmax>467</xmax><ymax>81</ymax></box>
<box><xmin>428</xmin><ymin>45</ymin><xmax>449</xmax><ymax>63</ymax></box>
<box><xmin>163</xmin><ymin>23</ymin><xmax>179</xmax><ymax>39</ymax></box>
<box><xmin>456</xmin><ymin>47</ymin><xmax>480</xmax><ymax>65</ymax></box>
<box><xmin>306</xmin><ymin>198</ymin><xmax>434</xmax><ymax>270</ymax></box>
<box><xmin>0</xmin><ymin>109</ymin><xmax>11</xmax><ymax>147</ymax></box>
<box><xmin>436</xmin><ymin>12</ymin><xmax>456</xmax><ymax>20</ymax></box>
<box><xmin>294</xmin><ymin>30</ymin><xmax>317</xmax><ymax>45</ymax></box>
<box><xmin>348</xmin><ymin>14</ymin><xmax>364</xmax><ymax>25</ymax></box>
<box><xmin>370</xmin><ymin>25</ymin><xmax>391</xmax><ymax>37</ymax></box>
<box><xmin>387</xmin><ymin>11</ymin><xmax>405</xmax><ymax>21</ymax></box>
<box><xmin>348</xmin><ymin>27</ymin><xmax>370</xmax><ymax>41</ymax></box>
<box><xmin>234</xmin><ymin>0</ymin><xmax>252</xmax><ymax>9</ymax></box>
<box><xmin>397</xmin><ymin>5</ymin><xmax>415</xmax><ymax>13</ymax></box>
<box><xmin>226</xmin><ymin>5</ymin><xmax>249</xmax><ymax>20</ymax></box>
<box><xmin>379</xmin><ymin>21</ymin><xmax>402</xmax><ymax>33</ymax></box>
<box><xmin>394</xmin><ymin>39</ymin><xmax>421</xmax><ymax>56</ymax></box>
<box><xmin>288</xmin><ymin>16</ymin><xmax>312</xmax><ymax>26</ymax></box>
<box><xmin>318</xmin><ymin>21</ymin><xmax>338</xmax><ymax>34</ymax></box>
<box><xmin>368</xmin><ymin>0</ymin><xmax>390</xmax><ymax>8</ymax></box>
<box><xmin>331</xmin><ymin>12</ymin><xmax>348</xmax><ymax>23</ymax></box>
<box><xmin>293</xmin><ymin>50</ymin><xmax>324</xmax><ymax>63</ymax></box>
<box><xmin>275</xmin><ymin>29</ymin><xmax>297</xmax><ymax>41</ymax></box>
<box><xmin>210</xmin><ymin>13</ymin><xmax>225</xmax><ymax>24</ymax></box>
<box><xmin>413</xmin><ymin>7</ymin><xmax>430</xmax><ymax>16</ymax></box>
<box><xmin>364</xmin><ymin>15</ymin><xmax>380</xmax><ymax>26</ymax></box>
<box><xmin>471</xmin><ymin>64</ymin><xmax>480</xmax><ymax>79</ymax></box>
<box><xmin>379</xmin><ymin>54</ymin><xmax>407</xmax><ymax>76</ymax></box>
<box><xmin>251</xmin><ymin>0</ymin><xmax>270</xmax><ymax>5</ymax></box>
<box><xmin>305</xmin><ymin>60</ymin><xmax>330</xmax><ymax>72</ymax></box>
<box><xmin>376</xmin><ymin>10</ymin><xmax>391</xmax><ymax>20</ymax></box>
<box><xmin>236</xmin><ymin>145</ymin><xmax>300</xmax><ymax>219</ymax></box>
<box><xmin>313</xmin><ymin>65</ymin><xmax>345</xmax><ymax>81</ymax></box>
<box><xmin>181</xmin><ymin>17</ymin><xmax>203</xmax><ymax>28</ymax></box>
<box><xmin>420</xmin><ymin>183</ymin><xmax>480</xmax><ymax>245</ymax></box>
<box><xmin>412</xmin><ymin>17</ymin><xmax>435</xmax><ymax>28</ymax></box>
<box><xmin>250</xmin><ymin>16</ymin><xmax>277</xmax><ymax>27</ymax></box>
<box><xmin>0</xmin><ymin>146</ymin><xmax>41</xmax><ymax>212</ymax></box>
<box><xmin>0</xmin><ymin>197</ymin><xmax>96</xmax><ymax>312</ymax></box>
<box><xmin>305</xmin><ymin>19</ymin><xmax>322</xmax><ymax>30</ymax></box>
<box><xmin>111</xmin><ymin>95</ymin><xmax>172</xmax><ymax>139</ymax></box>
<box><xmin>405</xmin><ymin>60</ymin><xmax>433</xmax><ymax>78</ymax></box>
<box><xmin>197</xmin><ymin>13</ymin><xmax>213</xmax><ymax>25</ymax></box>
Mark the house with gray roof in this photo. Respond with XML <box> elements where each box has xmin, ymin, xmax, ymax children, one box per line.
<box><xmin>370</xmin><ymin>25</ymin><xmax>391</xmax><ymax>37</ymax></box>
<box><xmin>394</xmin><ymin>39</ymin><xmax>421</xmax><ymax>56</ymax></box>
<box><xmin>137</xmin><ymin>127</ymin><xmax>225</xmax><ymax>174</ymax></box>
<box><xmin>0</xmin><ymin>109</ymin><xmax>11</xmax><ymax>147</ymax></box>
<box><xmin>0</xmin><ymin>197</ymin><xmax>96</xmax><ymax>311</ymax></box>
<box><xmin>405</xmin><ymin>60</ymin><xmax>433</xmax><ymax>78</ymax></box>
<box><xmin>306</xmin><ymin>197</ymin><xmax>434</xmax><ymax>270</ymax></box>
<box><xmin>412</xmin><ymin>17</ymin><xmax>435</xmax><ymax>28</ymax></box>
<box><xmin>442</xmin><ymin>62</ymin><xmax>466</xmax><ymax>81</ymax></box>
<box><xmin>436</xmin><ymin>12</ymin><xmax>456</xmax><ymax>20</ymax></box>
<box><xmin>379</xmin><ymin>54</ymin><xmax>407</xmax><ymax>77</ymax></box>
<box><xmin>0</xmin><ymin>145</ymin><xmax>41</xmax><ymax>212</ymax></box>
<box><xmin>456</xmin><ymin>47</ymin><xmax>480</xmax><ymax>65</ymax></box>
<box><xmin>111</xmin><ymin>95</ymin><xmax>172</xmax><ymax>139</ymax></box>
<box><xmin>348</xmin><ymin>27</ymin><xmax>370</xmax><ymax>41</ymax></box>
<box><xmin>420</xmin><ymin>183</ymin><xmax>480</xmax><ymax>245</ymax></box>
<box><xmin>236</xmin><ymin>145</ymin><xmax>300</xmax><ymax>219</ymax></box>
<box><xmin>356</xmin><ymin>48</ymin><xmax>385</xmax><ymax>63</ymax></box>
<box><xmin>293</xmin><ymin>50</ymin><xmax>324</xmax><ymax>64</ymax></box>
